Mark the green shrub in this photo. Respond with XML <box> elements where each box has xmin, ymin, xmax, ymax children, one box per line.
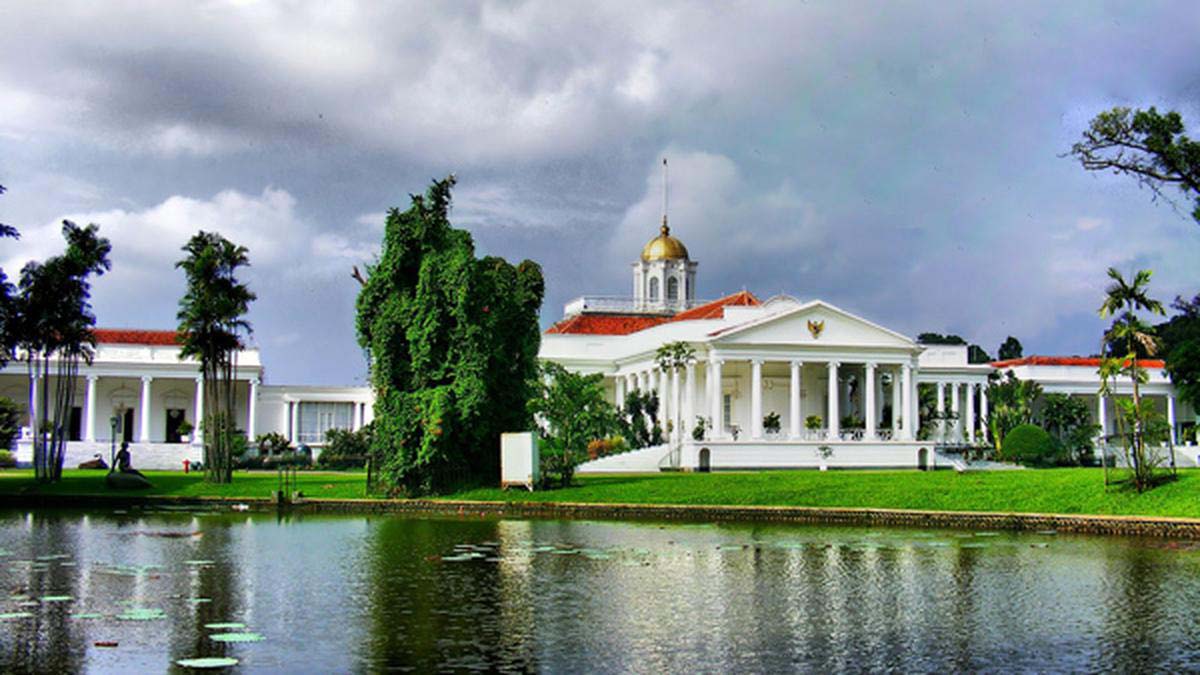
<box><xmin>1002</xmin><ymin>424</ymin><xmax>1062</xmax><ymax>467</ymax></box>
<box><xmin>255</xmin><ymin>432</ymin><xmax>291</xmax><ymax>456</ymax></box>
<box><xmin>320</xmin><ymin>425</ymin><xmax>372</xmax><ymax>469</ymax></box>
<box><xmin>0</xmin><ymin>397</ymin><xmax>20</xmax><ymax>452</ymax></box>
<box><xmin>0</xmin><ymin>450</ymin><xmax>15</xmax><ymax>468</ymax></box>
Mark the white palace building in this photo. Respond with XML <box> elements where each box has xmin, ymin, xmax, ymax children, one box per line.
<box><xmin>6</xmin><ymin>204</ymin><xmax>1197</xmax><ymax>472</ymax></box>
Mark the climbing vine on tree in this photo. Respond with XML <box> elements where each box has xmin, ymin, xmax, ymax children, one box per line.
<box><xmin>355</xmin><ymin>176</ymin><xmax>544</xmax><ymax>495</ymax></box>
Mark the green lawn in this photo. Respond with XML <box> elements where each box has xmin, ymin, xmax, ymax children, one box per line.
<box><xmin>3</xmin><ymin>468</ymin><xmax>1200</xmax><ymax>520</ymax></box>
<box><xmin>0</xmin><ymin>469</ymin><xmax>369</xmax><ymax>500</ymax></box>
<box><xmin>442</xmin><ymin>468</ymin><xmax>1200</xmax><ymax>519</ymax></box>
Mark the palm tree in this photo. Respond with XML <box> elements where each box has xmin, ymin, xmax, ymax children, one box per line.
<box><xmin>177</xmin><ymin>232</ymin><xmax>255</xmax><ymax>484</ymax></box>
<box><xmin>1098</xmin><ymin>267</ymin><xmax>1165</xmax><ymax>491</ymax></box>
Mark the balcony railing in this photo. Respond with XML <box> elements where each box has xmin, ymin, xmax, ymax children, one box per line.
<box><xmin>562</xmin><ymin>295</ymin><xmax>713</xmax><ymax>316</ymax></box>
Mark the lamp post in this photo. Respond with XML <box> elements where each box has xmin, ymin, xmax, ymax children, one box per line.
<box><xmin>109</xmin><ymin>415</ymin><xmax>118</xmax><ymax>469</ymax></box>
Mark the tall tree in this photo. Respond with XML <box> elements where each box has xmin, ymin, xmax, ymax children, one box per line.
<box><xmin>1098</xmin><ymin>268</ymin><xmax>1166</xmax><ymax>491</ymax></box>
<box><xmin>1069</xmin><ymin>107</ymin><xmax>1200</xmax><ymax>225</ymax></box>
<box><xmin>355</xmin><ymin>177</ymin><xmax>544</xmax><ymax>495</ymax></box>
<box><xmin>998</xmin><ymin>336</ymin><xmax>1023</xmax><ymax>361</ymax></box>
<box><xmin>1157</xmin><ymin>293</ymin><xmax>1200</xmax><ymax>427</ymax></box>
<box><xmin>177</xmin><ymin>231</ymin><xmax>255</xmax><ymax>484</ymax></box>
<box><xmin>528</xmin><ymin>362</ymin><xmax>617</xmax><ymax>488</ymax></box>
<box><xmin>16</xmin><ymin>221</ymin><xmax>111</xmax><ymax>481</ymax></box>
<box><xmin>0</xmin><ymin>185</ymin><xmax>21</xmax><ymax>367</ymax></box>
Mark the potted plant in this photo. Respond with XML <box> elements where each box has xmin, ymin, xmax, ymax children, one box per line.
<box><xmin>177</xmin><ymin>420</ymin><xmax>194</xmax><ymax>444</ymax></box>
<box><xmin>692</xmin><ymin>416</ymin><xmax>711</xmax><ymax>441</ymax></box>
<box><xmin>763</xmin><ymin>411</ymin><xmax>782</xmax><ymax>436</ymax></box>
<box><xmin>815</xmin><ymin>445</ymin><xmax>833</xmax><ymax>471</ymax></box>
<box><xmin>805</xmin><ymin>415</ymin><xmax>823</xmax><ymax>439</ymax></box>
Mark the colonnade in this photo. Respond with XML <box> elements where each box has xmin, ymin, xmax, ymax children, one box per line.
<box><xmin>28</xmin><ymin>371</ymin><xmax>259</xmax><ymax>443</ymax></box>
<box><xmin>931</xmin><ymin>381</ymin><xmax>988</xmax><ymax>444</ymax></box>
<box><xmin>614</xmin><ymin>355</ymin><xmax>922</xmax><ymax>443</ymax></box>
<box><xmin>1096</xmin><ymin>392</ymin><xmax>1183</xmax><ymax>445</ymax></box>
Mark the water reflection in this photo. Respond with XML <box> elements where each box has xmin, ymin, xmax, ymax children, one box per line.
<box><xmin>1</xmin><ymin>509</ymin><xmax>1199</xmax><ymax>673</ymax></box>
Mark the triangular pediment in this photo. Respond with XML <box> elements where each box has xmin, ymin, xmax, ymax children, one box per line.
<box><xmin>708</xmin><ymin>300</ymin><xmax>915</xmax><ymax>347</ymax></box>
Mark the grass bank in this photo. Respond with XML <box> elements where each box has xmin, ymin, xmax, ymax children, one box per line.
<box><xmin>442</xmin><ymin>468</ymin><xmax>1200</xmax><ymax>519</ymax></box>
<box><xmin>2</xmin><ymin>468</ymin><xmax>1200</xmax><ymax>521</ymax></box>
<box><xmin>0</xmin><ymin>469</ymin><xmax>368</xmax><ymax>500</ymax></box>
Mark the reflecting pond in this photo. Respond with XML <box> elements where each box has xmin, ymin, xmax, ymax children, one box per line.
<box><xmin>2</xmin><ymin>507</ymin><xmax>1200</xmax><ymax>672</ymax></box>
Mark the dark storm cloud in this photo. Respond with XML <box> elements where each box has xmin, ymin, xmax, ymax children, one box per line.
<box><xmin>1</xmin><ymin>1</ymin><xmax>1198</xmax><ymax>383</ymax></box>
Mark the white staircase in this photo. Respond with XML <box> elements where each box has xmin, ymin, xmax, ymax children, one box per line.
<box><xmin>576</xmin><ymin>444</ymin><xmax>671</xmax><ymax>474</ymax></box>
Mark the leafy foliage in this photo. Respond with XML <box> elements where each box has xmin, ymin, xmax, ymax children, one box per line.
<box><xmin>1069</xmin><ymin>107</ymin><xmax>1200</xmax><ymax>225</ymax></box>
<box><xmin>177</xmin><ymin>231</ymin><xmax>255</xmax><ymax>484</ymax></box>
<box><xmin>1001</xmin><ymin>424</ymin><xmax>1061</xmax><ymax>467</ymax></box>
<box><xmin>763</xmin><ymin>411</ymin><xmax>781</xmax><ymax>434</ymax></box>
<box><xmin>0</xmin><ymin>397</ymin><xmax>19</xmax><ymax>453</ymax></box>
<box><xmin>16</xmin><ymin>221</ymin><xmax>111</xmax><ymax>482</ymax></box>
<box><xmin>254</xmin><ymin>432</ymin><xmax>291</xmax><ymax>456</ymax></box>
<box><xmin>320</xmin><ymin>424</ymin><xmax>373</xmax><ymax>469</ymax></box>
<box><xmin>1038</xmin><ymin>394</ymin><xmax>1099</xmax><ymax>466</ymax></box>
<box><xmin>1098</xmin><ymin>267</ymin><xmax>1168</xmax><ymax>491</ymax></box>
<box><xmin>986</xmin><ymin>370</ymin><xmax>1042</xmax><ymax>453</ymax></box>
<box><xmin>618</xmin><ymin>389</ymin><xmax>663</xmax><ymax>449</ymax></box>
<box><xmin>528</xmin><ymin>362</ymin><xmax>618</xmax><ymax>488</ymax></box>
<box><xmin>1159</xmin><ymin>293</ymin><xmax>1200</xmax><ymax>411</ymax></box>
<box><xmin>998</xmin><ymin>336</ymin><xmax>1023</xmax><ymax>361</ymax></box>
<box><xmin>355</xmin><ymin>177</ymin><xmax>544</xmax><ymax>495</ymax></box>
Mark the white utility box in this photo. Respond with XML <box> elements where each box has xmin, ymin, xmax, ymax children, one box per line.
<box><xmin>501</xmin><ymin>432</ymin><xmax>539</xmax><ymax>491</ymax></box>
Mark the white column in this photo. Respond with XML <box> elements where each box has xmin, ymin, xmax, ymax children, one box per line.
<box><xmin>980</xmin><ymin>387</ymin><xmax>989</xmax><ymax>427</ymax></box>
<box><xmin>966</xmin><ymin>383</ymin><xmax>977</xmax><ymax>444</ymax></box>
<box><xmin>936</xmin><ymin>382</ymin><xmax>946</xmax><ymax>442</ymax></box>
<box><xmin>246</xmin><ymin>378</ymin><xmax>259</xmax><ymax>441</ymax></box>
<box><xmin>789</xmin><ymin>360</ymin><xmax>802</xmax><ymax>439</ymax></box>
<box><xmin>710</xmin><ymin>358</ymin><xmax>723</xmax><ymax>438</ymax></box>
<box><xmin>750</xmin><ymin>359</ymin><xmax>764</xmax><ymax>439</ymax></box>
<box><xmin>28</xmin><ymin>373</ymin><xmax>38</xmax><ymax>433</ymax></box>
<box><xmin>657</xmin><ymin>368</ymin><xmax>669</xmax><ymax>430</ymax></box>
<box><xmin>900</xmin><ymin>363</ymin><xmax>913</xmax><ymax>440</ymax></box>
<box><xmin>1167</xmin><ymin>395</ymin><xmax>1177</xmax><ymax>445</ymax></box>
<box><xmin>194</xmin><ymin>376</ymin><xmax>204</xmax><ymax>444</ymax></box>
<box><xmin>671</xmin><ymin>367</ymin><xmax>682</xmax><ymax>442</ymax></box>
<box><xmin>1097</xmin><ymin>394</ymin><xmax>1107</xmax><ymax>442</ymax></box>
<box><xmin>637</xmin><ymin>371</ymin><xmax>647</xmax><ymax>392</ymax></box>
<box><xmin>353</xmin><ymin>398</ymin><xmax>363</xmax><ymax>431</ymax></box>
<box><xmin>684</xmin><ymin>362</ymin><xmax>696</xmax><ymax>440</ymax></box>
<box><xmin>290</xmin><ymin>400</ymin><xmax>300</xmax><ymax>443</ymax></box>
<box><xmin>827</xmin><ymin>362</ymin><xmax>840</xmax><ymax>439</ymax></box>
<box><xmin>891</xmin><ymin>368</ymin><xmax>901</xmax><ymax>436</ymax></box>
<box><xmin>950</xmin><ymin>383</ymin><xmax>961</xmax><ymax>443</ymax></box>
<box><xmin>615</xmin><ymin>375</ymin><xmax>626</xmax><ymax>410</ymax></box>
<box><xmin>138</xmin><ymin>376</ymin><xmax>152</xmax><ymax>443</ymax></box>
<box><xmin>84</xmin><ymin>375</ymin><xmax>98</xmax><ymax>442</ymax></box>
<box><xmin>864</xmin><ymin>362</ymin><xmax>877</xmax><ymax>440</ymax></box>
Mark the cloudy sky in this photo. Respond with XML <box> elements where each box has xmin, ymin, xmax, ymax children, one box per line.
<box><xmin>2</xmin><ymin>1</ymin><xmax>1198</xmax><ymax>385</ymax></box>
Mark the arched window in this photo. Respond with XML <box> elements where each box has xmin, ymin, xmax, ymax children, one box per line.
<box><xmin>649</xmin><ymin>277</ymin><xmax>660</xmax><ymax>300</ymax></box>
<box><xmin>667</xmin><ymin>276</ymin><xmax>679</xmax><ymax>301</ymax></box>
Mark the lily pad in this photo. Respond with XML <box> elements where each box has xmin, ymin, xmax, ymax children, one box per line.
<box><xmin>41</xmin><ymin>595</ymin><xmax>73</xmax><ymax>602</ymax></box>
<box><xmin>176</xmin><ymin>657</ymin><xmax>239</xmax><ymax>669</ymax></box>
<box><xmin>204</xmin><ymin>622</ymin><xmax>245</xmax><ymax>630</ymax></box>
<box><xmin>188</xmin><ymin>598</ymin><xmax>212</xmax><ymax>604</ymax></box>
<box><xmin>209</xmin><ymin>632</ymin><xmax>264</xmax><ymax>643</ymax></box>
<box><xmin>184</xmin><ymin>560</ymin><xmax>216</xmax><ymax>566</ymax></box>
<box><xmin>71</xmin><ymin>613</ymin><xmax>104</xmax><ymax>620</ymax></box>
<box><xmin>117</xmin><ymin>608</ymin><xmax>166</xmax><ymax>621</ymax></box>
<box><xmin>0</xmin><ymin>612</ymin><xmax>34</xmax><ymax>620</ymax></box>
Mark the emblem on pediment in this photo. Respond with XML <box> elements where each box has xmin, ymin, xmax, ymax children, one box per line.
<box><xmin>807</xmin><ymin>320</ymin><xmax>825</xmax><ymax>339</ymax></box>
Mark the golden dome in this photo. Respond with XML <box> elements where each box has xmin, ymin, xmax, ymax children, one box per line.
<box><xmin>641</xmin><ymin>223</ymin><xmax>689</xmax><ymax>261</ymax></box>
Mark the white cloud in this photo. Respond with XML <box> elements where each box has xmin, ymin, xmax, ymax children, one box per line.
<box><xmin>610</xmin><ymin>149</ymin><xmax>824</xmax><ymax>292</ymax></box>
<box><xmin>3</xmin><ymin>187</ymin><xmax>381</xmax><ymax>322</ymax></box>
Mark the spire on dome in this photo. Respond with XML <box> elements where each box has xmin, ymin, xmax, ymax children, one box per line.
<box><xmin>661</xmin><ymin>157</ymin><xmax>669</xmax><ymax>232</ymax></box>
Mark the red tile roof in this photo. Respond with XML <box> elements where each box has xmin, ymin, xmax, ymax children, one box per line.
<box><xmin>669</xmin><ymin>291</ymin><xmax>760</xmax><ymax>322</ymax></box>
<box><xmin>545</xmin><ymin>291</ymin><xmax>762</xmax><ymax>336</ymax></box>
<box><xmin>545</xmin><ymin>314</ymin><xmax>669</xmax><ymax>336</ymax></box>
<box><xmin>93</xmin><ymin>329</ymin><xmax>182</xmax><ymax>346</ymax></box>
<box><xmin>990</xmin><ymin>355</ymin><xmax>1166</xmax><ymax>369</ymax></box>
